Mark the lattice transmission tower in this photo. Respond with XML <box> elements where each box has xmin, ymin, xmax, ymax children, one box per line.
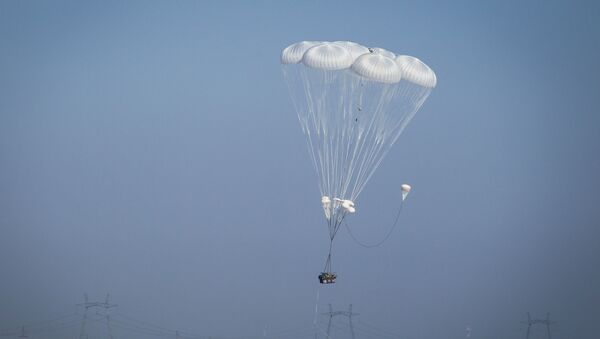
<box><xmin>521</xmin><ymin>312</ymin><xmax>556</xmax><ymax>339</ymax></box>
<box><xmin>323</xmin><ymin>304</ymin><xmax>357</xmax><ymax>339</ymax></box>
<box><xmin>77</xmin><ymin>293</ymin><xmax>117</xmax><ymax>339</ymax></box>
<box><xmin>17</xmin><ymin>326</ymin><xmax>27</xmax><ymax>339</ymax></box>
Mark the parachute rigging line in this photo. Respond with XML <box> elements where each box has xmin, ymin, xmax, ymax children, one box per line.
<box><xmin>344</xmin><ymin>198</ymin><xmax>405</xmax><ymax>248</ymax></box>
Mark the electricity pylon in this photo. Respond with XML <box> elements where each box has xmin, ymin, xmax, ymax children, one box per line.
<box><xmin>17</xmin><ymin>326</ymin><xmax>27</xmax><ymax>339</ymax></box>
<box><xmin>521</xmin><ymin>312</ymin><xmax>556</xmax><ymax>339</ymax></box>
<box><xmin>77</xmin><ymin>293</ymin><xmax>117</xmax><ymax>339</ymax></box>
<box><xmin>323</xmin><ymin>304</ymin><xmax>357</xmax><ymax>339</ymax></box>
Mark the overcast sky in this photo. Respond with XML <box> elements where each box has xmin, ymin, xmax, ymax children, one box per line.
<box><xmin>1</xmin><ymin>1</ymin><xmax>599</xmax><ymax>339</ymax></box>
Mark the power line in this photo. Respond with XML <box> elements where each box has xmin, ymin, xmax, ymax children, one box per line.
<box><xmin>2</xmin><ymin>298</ymin><xmax>407</xmax><ymax>339</ymax></box>
<box><xmin>0</xmin><ymin>312</ymin><xmax>79</xmax><ymax>335</ymax></box>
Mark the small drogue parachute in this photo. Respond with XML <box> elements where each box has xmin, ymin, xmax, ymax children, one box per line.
<box><xmin>281</xmin><ymin>41</ymin><xmax>436</xmax><ymax>283</ymax></box>
<box><xmin>401</xmin><ymin>184</ymin><xmax>412</xmax><ymax>201</ymax></box>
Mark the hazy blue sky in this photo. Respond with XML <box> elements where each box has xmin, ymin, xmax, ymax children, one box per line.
<box><xmin>1</xmin><ymin>1</ymin><xmax>599</xmax><ymax>339</ymax></box>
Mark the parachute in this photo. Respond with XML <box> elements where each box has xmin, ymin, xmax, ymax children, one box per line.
<box><xmin>281</xmin><ymin>41</ymin><xmax>436</xmax><ymax>282</ymax></box>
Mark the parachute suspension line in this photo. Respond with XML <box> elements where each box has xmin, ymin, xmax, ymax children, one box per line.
<box><xmin>323</xmin><ymin>249</ymin><xmax>332</xmax><ymax>273</ymax></box>
<box><xmin>388</xmin><ymin>85</ymin><xmax>432</xmax><ymax>146</ymax></box>
<box><xmin>302</xmin><ymin>67</ymin><xmax>329</xmax><ymax>196</ymax></box>
<box><xmin>351</xmin><ymin>85</ymin><xmax>399</xmax><ymax>199</ymax></box>
<box><xmin>306</xmin><ymin>69</ymin><xmax>351</xmax><ymax>202</ymax></box>
<box><xmin>330</xmin><ymin>74</ymin><xmax>353</xmax><ymax>200</ymax></box>
<box><xmin>350</xmin><ymin>84</ymin><xmax>432</xmax><ymax>200</ymax></box>
<box><xmin>331</xmin><ymin>212</ymin><xmax>346</xmax><ymax>240</ymax></box>
<box><xmin>355</xmin><ymin>83</ymin><xmax>393</xmax><ymax>198</ymax></box>
<box><xmin>319</xmin><ymin>70</ymin><xmax>337</xmax><ymax>198</ymax></box>
<box><xmin>328</xmin><ymin>208</ymin><xmax>335</xmax><ymax>240</ymax></box>
<box><xmin>344</xmin><ymin>85</ymin><xmax>391</xmax><ymax>200</ymax></box>
<box><xmin>327</xmin><ymin>71</ymin><xmax>352</xmax><ymax>201</ymax></box>
<box><xmin>323</xmin><ymin>237</ymin><xmax>334</xmax><ymax>272</ymax></box>
<box><xmin>296</xmin><ymin>68</ymin><xmax>428</xmax><ymax>204</ymax></box>
<box><xmin>340</xmin><ymin>91</ymin><xmax>357</xmax><ymax>197</ymax></box>
<box><xmin>323</xmin><ymin>211</ymin><xmax>348</xmax><ymax>272</ymax></box>
<box><xmin>345</xmin><ymin>197</ymin><xmax>406</xmax><ymax>248</ymax></box>
<box><xmin>339</xmin><ymin>85</ymin><xmax>379</xmax><ymax>199</ymax></box>
<box><xmin>289</xmin><ymin>66</ymin><xmax>326</xmax><ymax>196</ymax></box>
<box><xmin>314</xmin><ymin>71</ymin><xmax>331</xmax><ymax>196</ymax></box>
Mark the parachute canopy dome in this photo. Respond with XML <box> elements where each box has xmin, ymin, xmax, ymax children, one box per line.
<box><xmin>281</xmin><ymin>41</ymin><xmax>436</xmax><ymax>86</ymax></box>
<box><xmin>281</xmin><ymin>40</ymin><xmax>436</xmax><ymax>273</ymax></box>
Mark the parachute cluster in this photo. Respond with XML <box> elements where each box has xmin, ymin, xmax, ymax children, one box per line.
<box><xmin>281</xmin><ymin>41</ymin><xmax>436</xmax><ymax>280</ymax></box>
<box><xmin>281</xmin><ymin>41</ymin><xmax>436</xmax><ymax>87</ymax></box>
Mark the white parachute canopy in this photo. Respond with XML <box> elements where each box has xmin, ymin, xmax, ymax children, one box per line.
<box><xmin>401</xmin><ymin>184</ymin><xmax>412</xmax><ymax>201</ymax></box>
<box><xmin>281</xmin><ymin>41</ymin><xmax>436</xmax><ymax>257</ymax></box>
